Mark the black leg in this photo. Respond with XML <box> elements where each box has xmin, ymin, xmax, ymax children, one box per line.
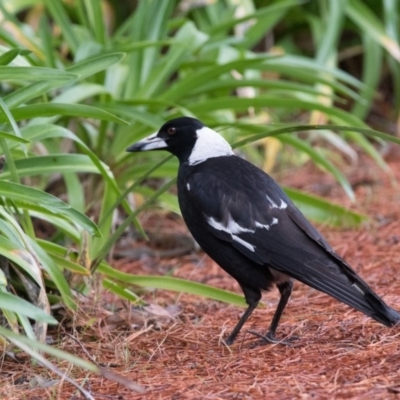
<box><xmin>225</xmin><ymin>286</ymin><xmax>261</xmax><ymax>345</ymax></box>
<box><xmin>268</xmin><ymin>280</ymin><xmax>293</xmax><ymax>338</ymax></box>
<box><xmin>248</xmin><ymin>280</ymin><xmax>296</xmax><ymax>345</ymax></box>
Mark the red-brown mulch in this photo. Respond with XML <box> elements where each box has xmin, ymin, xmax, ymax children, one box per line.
<box><xmin>2</xmin><ymin>153</ymin><xmax>400</xmax><ymax>400</ymax></box>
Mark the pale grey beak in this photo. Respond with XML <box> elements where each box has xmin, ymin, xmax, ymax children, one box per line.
<box><xmin>126</xmin><ymin>133</ymin><xmax>168</xmax><ymax>152</ymax></box>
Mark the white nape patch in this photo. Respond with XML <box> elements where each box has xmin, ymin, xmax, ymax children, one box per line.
<box><xmin>352</xmin><ymin>283</ymin><xmax>365</xmax><ymax>295</ymax></box>
<box><xmin>186</xmin><ymin>183</ymin><xmax>191</xmax><ymax>191</ymax></box>
<box><xmin>266</xmin><ymin>196</ymin><xmax>287</xmax><ymax>210</ymax></box>
<box><xmin>188</xmin><ymin>127</ymin><xmax>234</xmax><ymax>165</ymax></box>
<box><xmin>208</xmin><ymin>214</ymin><xmax>255</xmax><ymax>252</ymax></box>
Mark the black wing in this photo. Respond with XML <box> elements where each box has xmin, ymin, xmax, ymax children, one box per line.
<box><xmin>183</xmin><ymin>156</ymin><xmax>399</xmax><ymax>326</ymax></box>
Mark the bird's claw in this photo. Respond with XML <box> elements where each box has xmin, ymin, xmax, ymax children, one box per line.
<box><xmin>223</xmin><ymin>336</ymin><xmax>235</xmax><ymax>346</ymax></box>
<box><xmin>247</xmin><ymin>329</ymin><xmax>299</xmax><ymax>347</ymax></box>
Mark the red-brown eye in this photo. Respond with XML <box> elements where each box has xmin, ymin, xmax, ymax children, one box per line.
<box><xmin>167</xmin><ymin>127</ymin><xmax>176</xmax><ymax>135</ymax></box>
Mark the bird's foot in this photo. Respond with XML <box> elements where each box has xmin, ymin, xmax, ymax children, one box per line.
<box><xmin>247</xmin><ymin>330</ymin><xmax>299</xmax><ymax>347</ymax></box>
<box><xmin>223</xmin><ymin>334</ymin><xmax>236</xmax><ymax>346</ymax></box>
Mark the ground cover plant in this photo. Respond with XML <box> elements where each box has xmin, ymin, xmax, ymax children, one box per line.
<box><xmin>0</xmin><ymin>0</ymin><xmax>400</xmax><ymax>397</ymax></box>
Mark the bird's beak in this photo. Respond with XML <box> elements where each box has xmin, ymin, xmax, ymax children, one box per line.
<box><xmin>126</xmin><ymin>133</ymin><xmax>168</xmax><ymax>152</ymax></box>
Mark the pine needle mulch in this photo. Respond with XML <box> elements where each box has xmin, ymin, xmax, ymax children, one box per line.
<box><xmin>2</xmin><ymin>153</ymin><xmax>400</xmax><ymax>399</ymax></box>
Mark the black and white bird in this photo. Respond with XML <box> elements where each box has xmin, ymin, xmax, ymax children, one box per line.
<box><xmin>127</xmin><ymin>117</ymin><xmax>400</xmax><ymax>345</ymax></box>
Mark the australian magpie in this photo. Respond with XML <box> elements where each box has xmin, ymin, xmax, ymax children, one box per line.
<box><xmin>127</xmin><ymin>116</ymin><xmax>400</xmax><ymax>345</ymax></box>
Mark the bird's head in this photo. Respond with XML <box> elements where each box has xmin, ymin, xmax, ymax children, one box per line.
<box><xmin>126</xmin><ymin>117</ymin><xmax>233</xmax><ymax>165</ymax></box>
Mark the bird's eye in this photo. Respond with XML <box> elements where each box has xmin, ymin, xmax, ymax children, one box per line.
<box><xmin>167</xmin><ymin>127</ymin><xmax>176</xmax><ymax>135</ymax></box>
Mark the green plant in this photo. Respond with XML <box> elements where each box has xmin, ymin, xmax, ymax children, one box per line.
<box><xmin>0</xmin><ymin>0</ymin><xmax>399</xmax><ymax>388</ymax></box>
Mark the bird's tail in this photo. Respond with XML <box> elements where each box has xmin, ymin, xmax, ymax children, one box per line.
<box><xmin>301</xmin><ymin>264</ymin><xmax>400</xmax><ymax>327</ymax></box>
<box><xmin>363</xmin><ymin>289</ymin><xmax>400</xmax><ymax>327</ymax></box>
<box><xmin>271</xmin><ymin>255</ymin><xmax>400</xmax><ymax>327</ymax></box>
<box><xmin>279</xmin><ymin>204</ymin><xmax>400</xmax><ymax>327</ymax></box>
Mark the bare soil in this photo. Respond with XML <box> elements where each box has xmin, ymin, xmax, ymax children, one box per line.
<box><xmin>2</xmin><ymin>151</ymin><xmax>400</xmax><ymax>400</ymax></box>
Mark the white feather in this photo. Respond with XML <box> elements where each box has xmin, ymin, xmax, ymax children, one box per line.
<box><xmin>189</xmin><ymin>127</ymin><xmax>234</xmax><ymax>165</ymax></box>
<box><xmin>208</xmin><ymin>215</ymin><xmax>254</xmax><ymax>234</ymax></box>
<box><xmin>266</xmin><ymin>196</ymin><xmax>287</xmax><ymax>210</ymax></box>
<box><xmin>232</xmin><ymin>235</ymin><xmax>255</xmax><ymax>252</ymax></box>
<box><xmin>266</xmin><ymin>196</ymin><xmax>278</xmax><ymax>208</ymax></box>
<box><xmin>255</xmin><ymin>221</ymin><xmax>270</xmax><ymax>230</ymax></box>
<box><xmin>279</xmin><ymin>199</ymin><xmax>287</xmax><ymax>209</ymax></box>
<box><xmin>207</xmin><ymin>214</ymin><xmax>255</xmax><ymax>252</ymax></box>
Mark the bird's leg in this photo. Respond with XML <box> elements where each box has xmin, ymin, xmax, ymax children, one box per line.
<box><xmin>225</xmin><ymin>287</ymin><xmax>261</xmax><ymax>345</ymax></box>
<box><xmin>225</xmin><ymin>302</ymin><xmax>257</xmax><ymax>345</ymax></box>
<box><xmin>248</xmin><ymin>280</ymin><xmax>297</xmax><ymax>346</ymax></box>
<box><xmin>266</xmin><ymin>280</ymin><xmax>293</xmax><ymax>341</ymax></box>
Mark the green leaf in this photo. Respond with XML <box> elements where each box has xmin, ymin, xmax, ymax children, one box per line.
<box><xmin>28</xmin><ymin>238</ymin><xmax>76</xmax><ymax>310</ymax></box>
<box><xmin>3</xmin><ymin>104</ymin><xmax>129</xmax><ymax>125</ymax></box>
<box><xmin>18</xmin><ymin>124</ymin><xmax>140</xmax><ymax>235</ymax></box>
<box><xmin>161</xmin><ymin>57</ymin><xmax>270</xmax><ymax>101</ymax></box>
<box><xmin>189</xmin><ymin>96</ymin><xmax>366</xmax><ymax>127</ymax></box>
<box><xmin>67</xmin><ymin>52</ymin><xmax>125</xmax><ymax>80</ymax></box>
<box><xmin>0</xmin><ymin>130</ymin><xmax>29</xmax><ymax>143</ymax></box>
<box><xmin>42</xmin><ymin>0</ymin><xmax>79</xmax><ymax>54</ymax></box>
<box><xmin>279</xmin><ymin>134</ymin><xmax>355</xmax><ymax>201</ymax></box>
<box><xmin>347</xmin><ymin>0</ymin><xmax>400</xmax><ymax>62</ymax></box>
<box><xmin>136</xmin><ymin>21</ymin><xmax>209</xmax><ymax>98</ymax></box>
<box><xmin>2</xmin><ymin>154</ymin><xmax>103</xmax><ymax>177</ymax></box>
<box><xmin>0</xmin><ymin>181</ymin><xmax>100</xmax><ymax>237</ymax></box>
<box><xmin>232</xmin><ymin>124</ymin><xmax>399</xmax><ymax>173</ymax></box>
<box><xmin>284</xmin><ymin>187</ymin><xmax>368</xmax><ymax>227</ymax></box>
<box><xmin>315</xmin><ymin>0</ymin><xmax>347</xmax><ymax>64</ymax></box>
<box><xmin>0</xmin><ymin>66</ymin><xmax>77</xmax><ymax>81</ymax></box>
<box><xmin>37</xmin><ymin>240</ymin><xmax>89</xmax><ymax>275</ymax></box>
<box><xmin>4</xmin><ymin>81</ymin><xmax>73</xmax><ymax>109</ymax></box>
<box><xmin>103</xmin><ymin>279</ymin><xmax>141</xmax><ymax>303</ymax></box>
<box><xmin>0</xmin><ymin>291</ymin><xmax>57</xmax><ymax>323</ymax></box>
<box><xmin>0</xmin><ymin>235</ymin><xmax>41</xmax><ymax>285</ymax></box>
<box><xmin>99</xmin><ymin>264</ymin><xmax>246</xmax><ymax>307</ymax></box>
<box><xmin>91</xmin><ymin>179</ymin><xmax>176</xmax><ymax>271</ymax></box>
<box><xmin>0</xmin><ymin>48</ymin><xmax>21</xmax><ymax>65</ymax></box>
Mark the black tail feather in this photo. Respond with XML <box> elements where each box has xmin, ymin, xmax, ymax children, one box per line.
<box><xmin>364</xmin><ymin>291</ymin><xmax>400</xmax><ymax>327</ymax></box>
<box><xmin>301</xmin><ymin>273</ymin><xmax>400</xmax><ymax>327</ymax></box>
<box><xmin>270</xmin><ymin>257</ymin><xmax>400</xmax><ymax>327</ymax></box>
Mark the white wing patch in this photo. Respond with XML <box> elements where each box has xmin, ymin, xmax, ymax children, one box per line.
<box><xmin>188</xmin><ymin>127</ymin><xmax>234</xmax><ymax>165</ymax></box>
<box><xmin>266</xmin><ymin>196</ymin><xmax>287</xmax><ymax>210</ymax></box>
<box><xmin>207</xmin><ymin>212</ymin><xmax>279</xmax><ymax>253</ymax></box>
<box><xmin>207</xmin><ymin>214</ymin><xmax>255</xmax><ymax>252</ymax></box>
<box><xmin>232</xmin><ymin>235</ymin><xmax>255</xmax><ymax>251</ymax></box>
<box><xmin>255</xmin><ymin>221</ymin><xmax>271</xmax><ymax>230</ymax></box>
<box><xmin>255</xmin><ymin>217</ymin><xmax>279</xmax><ymax>230</ymax></box>
<box><xmin>208</xmin><ymin>215</ymin><xmax>254</xmax><ymax>234</ymax></box>
<box><xmin>266</xmin><ymin>196</ymin><xmax>278</xmax><ymax>208</ymax></box>
<box><xmin>186</xmin><ymin>183</ymin><xmax>191</xmax><ymax>191</ymax></box>
<box><xmin>279</xmin><ymin>199</ymin><xmax>287</xmax><ymax>209</ymax></box>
